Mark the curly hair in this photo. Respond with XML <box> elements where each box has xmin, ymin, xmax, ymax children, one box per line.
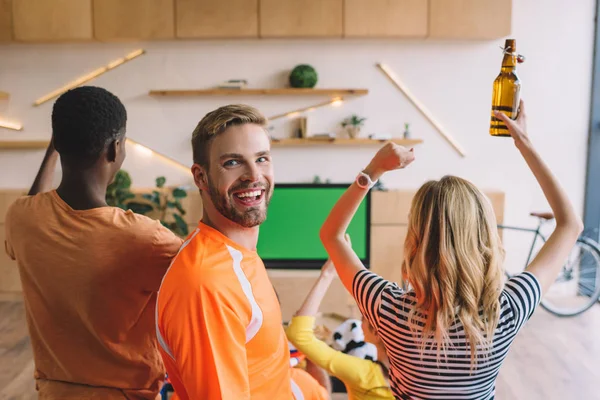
<box><xmin>52</xmin><ymin>86</ymin><xmax>127</xmax><ymax>166</ymax></box>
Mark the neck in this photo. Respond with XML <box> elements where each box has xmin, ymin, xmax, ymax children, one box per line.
<box><xmin>201</xmin><ymin>210</ymin><xmax>260</xmax><ymax>251</ymax></box>
<box><xmin>57</xmin><ymin>169</ymin><xmax>108</xmax><ymax>210</ymax></box>
<box><xmin>501</xmin><ymin>55</ymin><xmax>516</xmax><ymax>71</ymax></box>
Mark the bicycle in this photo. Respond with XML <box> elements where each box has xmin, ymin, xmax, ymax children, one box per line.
<box><xmin>498</xmin><ymin>212</ymin><xmax>600</xmax><ymax>317</ymax></box>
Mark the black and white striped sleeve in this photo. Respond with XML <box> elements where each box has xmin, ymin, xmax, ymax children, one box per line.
<box><xmin>503</xmin><ymin>271</ymin><xmax>542</xmax><ymax>331</ymax></box>
<box><xmin>352</xmin><ymin>270</ymin><xmax>391</xmax><ymax>329</ymax></box>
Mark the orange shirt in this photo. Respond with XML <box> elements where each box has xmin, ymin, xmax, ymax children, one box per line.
<box><xmin>4</xmin><ymin>191</ymin><xmax>183</xmax><ymax>399</ymax></box>
<box><xmin>290</xmin><ymin>367</ymin><xmax>329</xmax><ymax>400</ymax></box>
<box><xmin>156</xmin><ymin>222</ymin><xmax>293</xmax><ymax>400</ymax></box>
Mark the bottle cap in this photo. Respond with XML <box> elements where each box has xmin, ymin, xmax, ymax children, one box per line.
<box><xmin>499</xmin><ymin>44</ymin><xmax>525</xmax><ymax>64</ymax></box>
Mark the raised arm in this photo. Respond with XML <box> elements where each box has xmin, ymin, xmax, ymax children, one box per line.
<box><xmin>295</xmin><ymin>259</ymin><xmax>338</xmax><ymax>317</ymax></box>
<box><xmin>287</xmin><ymin>257</ymin><xmax>379</xmax><ymax>387</ymax></box>
<box><xmin>28</xmin><ymin>141</ymin><xmax>59</xmax><ymax>196</ymax></box>
<box><xmin>495</xmin><ymin>100</ymin><xmax>584</xmax><ymax>295</ymax></box>
<box><xmin>320</xmin><ymin>143</ymin><xmax>415</xmax><ymax>293</ymax></box>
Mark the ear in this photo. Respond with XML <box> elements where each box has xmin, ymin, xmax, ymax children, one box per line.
<box><xmin>106</xmin><ymin>139</ymin><xmax>119</xmax><ymax>163</ymax></box>
<box><xmin>191</xmin><ymin>163</ymin><xmax>209</xmax><ymax>191</ymax></box>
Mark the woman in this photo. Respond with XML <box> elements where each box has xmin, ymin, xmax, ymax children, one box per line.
<box><xmin>286</xmin><ymin>245</ymin><xmax>394</xmax><ymax>400</ymax></box>
<box><xmin>319</xmin><ymin>100</ymin><xmax>583</xmax><ymax>399</ymax></box>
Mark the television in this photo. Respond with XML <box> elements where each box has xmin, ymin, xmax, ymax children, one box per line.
<box><xmin>257</xmin><ymin>183</ymin><xmax>371</xmax><ymax>269</ymax></box>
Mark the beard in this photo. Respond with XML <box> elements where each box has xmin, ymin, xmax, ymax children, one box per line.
<box><xmin>207</xmin><ymin>177</ymin><xmax>272</xmax><ymax>228</ymax></box>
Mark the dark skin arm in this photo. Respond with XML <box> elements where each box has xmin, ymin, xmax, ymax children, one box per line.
<box><xmin>28</xmin><ymin>140</ymin><xmax>59</xmax><ymax>196</ymax></box>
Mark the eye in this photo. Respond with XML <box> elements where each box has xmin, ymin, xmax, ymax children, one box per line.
<box><xmin>223</xmin><ymin>160</ymin><xmax>240</xmax><ymax>167</ymax></box>
<box><xmin>257</xmin><ymin>156</ymin><xmax>269</xmax><ymax>163</ymax></box>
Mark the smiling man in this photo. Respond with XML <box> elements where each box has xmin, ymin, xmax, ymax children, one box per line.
<box><xmin>155</xmin><ymin>104</ymin><xmax>294</xmax><ymax>399</ymax></box>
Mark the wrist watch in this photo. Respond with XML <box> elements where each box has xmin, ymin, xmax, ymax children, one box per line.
<box><xmin>356</xmin><ymin>171</ymin><xmax>378</xmax><ymax>189</ymax></box>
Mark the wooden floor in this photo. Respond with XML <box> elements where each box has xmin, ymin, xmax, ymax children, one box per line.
<box><xmin>1</xmin><ymin>298</ymin><xmax>599</xmax><ymax>400</ymax></box>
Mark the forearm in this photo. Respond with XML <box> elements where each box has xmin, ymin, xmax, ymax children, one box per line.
<box><xmin>321</xmin><ymin>183</ymin><xmax>369</xmax><ymax>240</ymax></box>
<box><xmin>28</xmin><ymin>145</ymin><xmax>59</xmax><ymax>195</ymax></box>
<box><xmin>295</xmin><ymin>274</ymin><xmax>335</xmax><ymax>317</ymax></box>
<box><xmin>320</xmin><ymin>183</ymin><xmax>370</xmax><ymax>289</ymax></box>
<box><xmin>321</xmin><ymin>143</ymin><xmax>413</xmax><ymax>291</ymax></box>
<box><xmin>516</xmin><ymin>139</ymin><xmax>582</xmax><ymax>231</ymax></box>
<box><xmin>305</xmin><ymin>360</ymin><xmax>332</xmax><ymax>395</ymax></box>
<box><xmin>516</xmin><ymin>139</ymin><xmax>583</xmax><ymax>293</ymax></box>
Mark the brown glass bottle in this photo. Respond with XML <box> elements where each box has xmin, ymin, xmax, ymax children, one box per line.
<box><xmin>490</xmin><ymin>39</ymin><xmax>521</xmax><ymax>137</ymax></box>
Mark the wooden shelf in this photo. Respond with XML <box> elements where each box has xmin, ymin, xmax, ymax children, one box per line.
<box><xmin>271</xmin><ymin>138</ymin><xmax>422</xmax><ymax>147</ymax></box>
<box><xmin>148</xmin><ymin>88</ymin><xmax>369</xmax><ymax>97</ymax></box>
<box><xmin>0</xmin><ymin>140</ymin><xmax>49</xmax><ymax>149</ymax></box>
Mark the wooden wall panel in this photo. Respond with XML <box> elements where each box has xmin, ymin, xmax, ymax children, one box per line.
<box><xmin>485</xmin><ymin>190</ymin><xmax>505</xmax><ymax>225</ymax></box>
<box><xmin>0</xmin><ymin>0</ymin><xmax>13</xmax><ymax>42</ymax></box>
<box><xmin>344</xmin><ymin>0</ymin><xmax>428</xmax><ymax>38</ymax></box>
<box><xmin>93</xmin><ymin>0</ymin><xmax>175</xmax><ymax>41</ymax></box>
<box><xmin>429</xmin><ymin>0</ymin><xmax>512</xmax><ymax>40</ymax></box>
<box><xmin>176</xmin><ymin>0</ymin><xmax>258</xmax><ymax>39</ymax></box>
<box><xmin>260</xmin><ymin>0</ymin><xmax>343</xmax><ymax>38</ymax></box>
<box><xmin>371</xmin><ymin>190</ymin><xmax>413</xmax><ymax>225</ymax></box>
<box><xmin>371</xmin><ymin>190</ymin><xmax>504</xmax><ymax>226</ymax></box>
<box><xmin>0</xmin><ymin>190</ymin><xmax>25</xmax><ymax>224</ymax></box>
<box><xmin>12</xmin><ymin>0</ymin><xmax>93</xmax><ymax>42</ymax></box>
<box><xmin>269</xmin><ymin>270</ymin><xmax>356</xmax><ymax>323</ymax></box>
<box><xmin>370</xmin><ymin>225</ymin><xmax>407</xmax><ymax>285</ymax></box>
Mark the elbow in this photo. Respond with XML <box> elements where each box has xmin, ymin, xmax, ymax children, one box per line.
<box><xmin>287</xmin><ymin>331</ymin><xmax>311</xmax><ymax>348</ymax></box>
<box><xmin>320</xmin><ymin>225</ymin><xmax>333</xmax><ymax>246</ymax></box>
<box><xmin>558</xmin><ymin>215</ymin><xmax>584</xmax><ymax>237</ymax></box>
<box><xmin>319</xmin><ymin>226</ymin><xmax>343</xmax><ymax>248</ymax></box>
<box><xmin>574</xmin><ymin>217</ymin><xmax>585</xmax><ymax>235</ymax></box>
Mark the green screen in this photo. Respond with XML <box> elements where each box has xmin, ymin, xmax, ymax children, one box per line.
<box><xmin>257</xmin><ymin>185</ymin><xmax>369</xmax><ymax>262</ymax></box>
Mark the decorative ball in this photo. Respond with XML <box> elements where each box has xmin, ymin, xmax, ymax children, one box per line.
<box><xmin>289</xmin><ymin>64</ymin><xmax>318</xmax><ymax>88</ymax></box>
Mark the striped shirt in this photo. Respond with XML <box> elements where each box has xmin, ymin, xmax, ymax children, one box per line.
<box><xmin>353</xmin><ymin>270</ymin><xmax>542</xmax><ymax>400</ymax></box>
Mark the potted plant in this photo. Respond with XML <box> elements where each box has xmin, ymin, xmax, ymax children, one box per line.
<box><xmin>106</xmin><ymin>170</ymin><xmax>189</xmax><ymax>237</ymax></box>
<box><xmin>341</xmin><ymin>114</ymin><xmax>366</xmax><ymax>139</ymax></box>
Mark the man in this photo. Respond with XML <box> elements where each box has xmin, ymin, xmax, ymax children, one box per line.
<box><xmin>4</xmin><ymin>86</ymin><xmax>183</xmax><ymax>399</ymax></box>
<box><xmin>156</xmin><ymin>104</ymin><xmax>294</xmax><ymax>399</ymax></box>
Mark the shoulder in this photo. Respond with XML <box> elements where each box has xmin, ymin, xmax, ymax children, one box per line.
<box><xmin>498</xmin><ymin>271</ymin><xmax>542</xmax><ymax>328</ymax></box>
<box><xmin>5</xmin><ymin>192</ymin><xmax>54</xmax><ymax>231</ymax></box>
<box><xmin>6</xmin><ymin>193</ymin><xmax>44</xmax><ymax>218</ymax></box>
<box><xmin>112</xmin><ymin>208</ymin><xmax>162</xmax><ymax>231</ymax></box>
<box><xmin>114</xmin><ymin>209</ymin><xmax>182</xmax><ymax>246</ymax></box>
<box><xmin>502</xmin><ymin>271</ymin><xmax>542</xmax><ymax>303</ymax></box>
<box><xmin>163</xmin><ymin>231</ymin><xmax>242</xmax><ymax>293</ymax></box>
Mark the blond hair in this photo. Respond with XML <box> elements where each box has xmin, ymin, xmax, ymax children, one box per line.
<box><xmin>191</xmin><ymin>104</ymin><xmax>268</xmax><ymax>167</ymax></box>
<box><xmin>402</xmin><ymin>176</ymin><xmax>505</xmax><ymax>368</ymax></box>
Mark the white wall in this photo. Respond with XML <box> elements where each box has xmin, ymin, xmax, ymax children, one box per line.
<box><xmin>0</xmin><ymin>0</ymin><xmax>595</xmax><ymax>269</ymax></box>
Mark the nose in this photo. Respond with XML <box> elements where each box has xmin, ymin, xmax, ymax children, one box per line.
<box><xmin>241</xmin><ymin>163</ymin><xmax>260</xmax><ymax>183</ymax></box>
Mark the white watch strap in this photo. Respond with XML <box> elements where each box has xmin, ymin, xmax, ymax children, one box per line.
<box><xmin>357</xmin><ymin>171</ymin><xmax>377</xmax><ymax>189</ymax></box>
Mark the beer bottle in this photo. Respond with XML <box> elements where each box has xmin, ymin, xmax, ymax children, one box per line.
<box><xmin>490</xmin><ymin>39</ymin><xmax>524</xmax><ymax>136</ymax></box>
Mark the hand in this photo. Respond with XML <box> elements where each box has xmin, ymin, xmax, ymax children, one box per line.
<box><xmin>320</xmin><ymin>259</ymin><xmax>337</xmax><ymax>279</ymax></box>
<box><xmin>494</xmin><ymin>99</ymin><xmax>529</xmax><ymax>147</ymax></box>
<box><xmin>364</xmin><ymin>142</ymin><xmax>415</xmax><ymax>180</ymax></box>
<box><xmin>344</xmin><ymin>233</ymin><xmax>352</xmax><ymax>246</ymax></box>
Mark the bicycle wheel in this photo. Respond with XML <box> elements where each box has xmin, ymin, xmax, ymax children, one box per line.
<box><xmin>540</xmin><ymin>237</ymin><xmax>600</xmax><ymax>317</ymax></box>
